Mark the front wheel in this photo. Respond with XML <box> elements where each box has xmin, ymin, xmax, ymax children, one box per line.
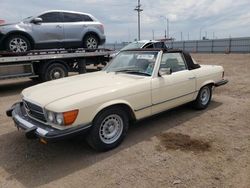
<box><xmin>192</xmin><ymin>85</ymin><xmax>212</xmax><ymax>110</ymax></box>
<box><xmin>86</xmin><ymin>107</ymin><xmax>129</xmax><ymax>151</ymax></box>
<box><xmin>5</xmin><ymin>35</ymin><xmax>31</xmax><ymax>52</ymax></box>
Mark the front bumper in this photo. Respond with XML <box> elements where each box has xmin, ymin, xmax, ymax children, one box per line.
<box><xmin>214</xmin><ymin>79</ymin><xmax>228</xmax><ymax>87</ymax></box>
<box><xmin>6</xmin><ymin>102</ymin><xmax>92</xmax><ymax>142</ymax></box>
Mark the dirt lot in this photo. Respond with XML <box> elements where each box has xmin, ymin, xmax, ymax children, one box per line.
<box><xmin>0</xmin><ymin>54</ymin><xmax>249</xmax><ymax>188</ymax></box>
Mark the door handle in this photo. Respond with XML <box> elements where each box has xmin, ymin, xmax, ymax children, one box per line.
<box><xmin>188</xmin><ymin>77</ymin><xmax>196</xmax><ymax>80</ymax></box>
<box><xmin>56</xmin><ymin>25</ymin><xmax>62</xmax><ymax>28</ymax></box>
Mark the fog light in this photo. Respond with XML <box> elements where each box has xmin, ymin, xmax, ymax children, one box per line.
<box><xmin>40</xmin><ymin>138</ymin><xmax>47</xmax><ymax>144</ymax></box>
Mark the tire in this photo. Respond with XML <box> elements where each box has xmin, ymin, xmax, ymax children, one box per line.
<box><xmin>5</xmin><ymin>35</ymin><xmax>31</xmax><ymax>52</ymax></box>
<box><xmin>41</xmin><ymin>63</ymin><xmax>68</xmax><ymax>82</ymax></box>
<box><xmin>192</xmin><ymin>85</ymin><xmax>212</xmax><ymax>110</ymax></box>
<box><xmin>83</xmin><ymin>34</ymin><xmax>99</xmax><ymax>49</ymax></box>
<box><xmin>86</xmin><ymin>107</ymin><xmax>129</xmax><ymax>151</ymax></box>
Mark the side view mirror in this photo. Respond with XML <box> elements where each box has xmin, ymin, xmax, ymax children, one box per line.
<box><xmin>159</xmin><ymin>67</ymin><xmax>172</xmax><ymax>76</ymax></box>
<box><xmin>31</xmin><ymin>17</ymin><xmax>43</xmax><ymax>24</ymax></box>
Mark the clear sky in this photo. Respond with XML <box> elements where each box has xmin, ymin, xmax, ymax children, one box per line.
<box><xmin>0</xmin><ymin>0</ymin><xmax>250</xmax><ymax>42</ymax></box>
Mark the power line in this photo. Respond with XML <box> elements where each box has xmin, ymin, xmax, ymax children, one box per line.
<box><xmin>134</xmin><ymin>0</ymin><xmax>143</xmax><ymax>40</ymax></box>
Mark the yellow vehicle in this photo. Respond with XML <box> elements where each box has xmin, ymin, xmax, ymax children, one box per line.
<box><xmin>7</xmin><ymin>49</ymin><xmax>228</xmax><ymax>151</ymax></box>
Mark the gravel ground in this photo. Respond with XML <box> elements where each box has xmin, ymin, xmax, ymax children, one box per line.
<box><xmin>0</xmin><ymin>53</ymin><xmax>249</xmax><ymax>188</ymax></box>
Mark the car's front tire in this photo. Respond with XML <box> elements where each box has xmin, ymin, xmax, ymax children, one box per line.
<box><xmin>5</xmin><ymin>35</ymin><xmax>31</xmax><ymax>52</ymax></box>
<box><xmin>83</xmin><ymin>34</ymin><xmax>99</xmax><ymax>49</ymax></box>
<box><xmin>193</xmin><ymin>85</ymin><xmax>212</xmax><ymax>110</ymax></box>
<box><xmin>86</xmin><ymin>107</ymin><xmax>129</xmax><ymax>151</ymax></box>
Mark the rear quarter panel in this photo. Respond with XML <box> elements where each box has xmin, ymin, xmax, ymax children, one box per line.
<box><xmin>192</xmin><ymin>65</ymin><xmax>224</xmax><ymax>95</ymax></box>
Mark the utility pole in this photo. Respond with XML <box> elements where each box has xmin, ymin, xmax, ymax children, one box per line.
<box><xmin>181</xmin><ymin>32</ymin><xmax>183</xmax><ymax>41</ymax></box>
<box><xmin>199</xmin><ymin>28</ymin><xmax>202</xmax><ymax>40</ymax></box>
<box><xmin>134</xmin><ymin>0</ymin><xmax>143</xmax><ymax>41</ymax></box>
<box><xmin>160</xmin><ymin>16</ymin><xmax>170</xmax><ymax>39</ymax></box>
<box><xmin>167</xmin><ymin>18</ymin><xmax>169</xmax><ymax>38</ymax></box>
<box><xmin>152</xmin><ymin>30</ymin><xmax>155</xmax><ymax>40</ymax></box>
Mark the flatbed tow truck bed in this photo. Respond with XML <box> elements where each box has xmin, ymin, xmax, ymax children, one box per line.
<box><xmin>0</xmin><ymin>48</ymin><xmax>113</xmax><ymax>81</ymax></box>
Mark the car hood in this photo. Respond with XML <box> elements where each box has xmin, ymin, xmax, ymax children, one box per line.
<box><xmin>0</xmin><ymin>22</ymin><xmax>19</xmax><ymax>27</ymax></box>
<box><xmin>22</xmin><ymin>71</ymin><xmax>145</xmax><ymax>107</ymax></box>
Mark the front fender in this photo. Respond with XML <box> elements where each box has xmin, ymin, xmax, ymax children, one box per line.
<box><xmin>93</xmin><ymin>100</ymin><xmax>135</xmax><ymax>119</ymax></box>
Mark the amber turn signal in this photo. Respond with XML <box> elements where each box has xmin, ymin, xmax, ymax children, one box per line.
<box><xmin>63</xmin><ymin>110</ymin><xmax>79</xmax><ymax>126</ymax></box>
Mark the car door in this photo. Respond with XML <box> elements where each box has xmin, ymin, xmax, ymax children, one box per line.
<box><xmin>151</xmin><ymin>52</ymin><xmax>196</xmax><ymax>114</ymax></box>
<box><xmin>31</xmin><ymin>12</ymin><xmax>64</xmax><ymax>48</ymax></box>
<box><xmin>62</xmin><ymin>12</ymin><xmax>91</xmax><ymax>47</ymax></box>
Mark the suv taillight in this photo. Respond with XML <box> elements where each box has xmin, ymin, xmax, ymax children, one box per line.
<box><xmin>100</xmin><ymin>24</ymin><xmax>104</xmax><ymax>33</ymax></box>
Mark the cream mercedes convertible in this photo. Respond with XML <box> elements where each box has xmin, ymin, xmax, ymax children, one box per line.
<box><xmin>7</xmin><ymin>49</ymin><xmax>228</xmax><ymax>151</ymax></box>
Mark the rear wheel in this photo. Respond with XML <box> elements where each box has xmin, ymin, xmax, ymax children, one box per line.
<box><xmin>83</xmin><ymin>34</ymin><xmax>99</xmax><ymax>49</ymax></box>
<box><xmin>192</xmin><ymin>85</ymin><xmax>212</xmax><ymax>110</ymax></box>
<box><xmin>41</xmin><ymin>63</ymin><xmax>68</xmax><ymax>82</ymax></box>
<box><xmin>86</xmin><ymin>107</ymin><xmax>129</xmax><ymax>151</ymax></box>
<box><xmin>5</xmin><ymin>35</ymin><xmax>31</xmax><ymax>52</ymax></box>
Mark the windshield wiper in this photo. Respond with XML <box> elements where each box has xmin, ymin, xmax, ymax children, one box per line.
<box><xmin>115</xmin><ymin>69</ymin><xmax>151</xmax><ymax>76</ymax></box>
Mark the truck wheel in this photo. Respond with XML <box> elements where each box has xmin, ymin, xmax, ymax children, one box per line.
<box><xmin>41</xmin><ymin>63</ymin><xmax>68</xmax><ymax>82</ymax></box>
<box><xmin>5</xmin><ymin>35</ymin><xmax>31</xmax><ymax>52</ymax></box>
<box><xmin>86</xmin><ymin>107</ymin><xmax>129</xmax><ymax>151</ymax></box>
<box><xmin>83</xmin><ymin>34</ymin><xmax>98</xmax><ymax>49</ymax></box>
<box><xmin>192</xmin><ymin>85</ymin><xmax>212</xmax><ymax>110</ymax></box>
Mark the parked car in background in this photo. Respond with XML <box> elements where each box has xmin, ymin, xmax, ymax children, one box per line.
<box><xmin>0</xmin><ymin>10</ymin><xmax>106</xmax><ymax>52</ymax></box>
<box><xmin>110</xmin><ymin>40</ymin><xmax>167</xmax><ymax>57</ymax></box>
<box><xmin>7</xmin><ymin>48</ymin><xmax>228</xmax><ymax>151</ymax></box>
<box><xmin>121</xmin><ymin>40</ymin><xmax>167</xmax><ymax>50</ymax></box>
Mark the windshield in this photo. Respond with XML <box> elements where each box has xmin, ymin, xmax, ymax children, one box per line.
<box><xmin>22</xmin><ymin>16</ymin><xmax>33</xmax><ymax>22</ymax></box>
<box><xmin>120</xmin><ymin>42</ymin><xmax>146</xmax><ymax>51</ymax></box>
<box><xmin>104</xmin><ymin>51</ymin><xmax>158</xmax><ymax>76</ymax></box>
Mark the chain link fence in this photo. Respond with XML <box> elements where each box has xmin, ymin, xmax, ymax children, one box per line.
<box><xmin>166</xmin><ymin>37</ymin><xmax>250</xmax><ymax>53</ymax></box>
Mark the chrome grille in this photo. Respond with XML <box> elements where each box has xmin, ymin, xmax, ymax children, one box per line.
<box><xmin>23</xmin><ymin>100</ymin><xmax>46</xmax><ymax>122</ymax></box>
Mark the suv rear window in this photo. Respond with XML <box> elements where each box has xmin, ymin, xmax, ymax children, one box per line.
<box><xmin>154</xmin><ymin>42</ymin><xmax>165</xmax><ymax>48</ymax></box>
<box><xmin>39</xmin><ymin>12</ymin><xmax>63</xmax><ymax>23</ymax></box>
<box><xmin>63</xmin><ymin>13</ymin><xmax>93</xmax><ymax>22</ymax></box>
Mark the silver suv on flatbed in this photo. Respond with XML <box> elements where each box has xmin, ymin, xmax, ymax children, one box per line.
<box><xmin>0</xmin><ymin>10</ymin><xmax>106</xmax><ymax>52</ymax></box>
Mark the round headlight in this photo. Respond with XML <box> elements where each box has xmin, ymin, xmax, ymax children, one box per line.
<box><xmin>47</xmin><ymin>111</ymin><xmax>54</xmax><ymax>122</ymax></box>
<box><xmin>56</xmin><ymin>113</ymin><xmax>64</xmax><ymax>125</ymax></box>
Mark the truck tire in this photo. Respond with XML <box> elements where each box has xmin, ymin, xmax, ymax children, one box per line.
<box><xmin>41</xmin><ymin>63</ymin><xmax>68</xmax><ymax>82</ymax></box>
<box><xmin>192</xmin><ymin>85</ymin><xmax>212</xmax><ymax>110</ymax></box>
<box><xmin>83</xmin><ymin>34</ymin><xmax>99</xmax><ymax>49</ymax></box>
<box><xmin>5</xmin><ymin>35</ymin><xmax>31</xmax><ymax>52</ymax></box>
<box><xmin>86</xmin><ymin>107</ymin><xmax>129</xmax><ymax>151</ymax></box>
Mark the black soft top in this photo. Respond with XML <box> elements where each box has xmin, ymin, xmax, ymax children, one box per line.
<box><xmin>181</xmin><ymin>50</ymin><xmax>201</xmax><ymax>70</ymax></box>
<box><xmin>123</xmin><ymin>48</ymin><xmax>201</xmax><ymax>70</ymax></box>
